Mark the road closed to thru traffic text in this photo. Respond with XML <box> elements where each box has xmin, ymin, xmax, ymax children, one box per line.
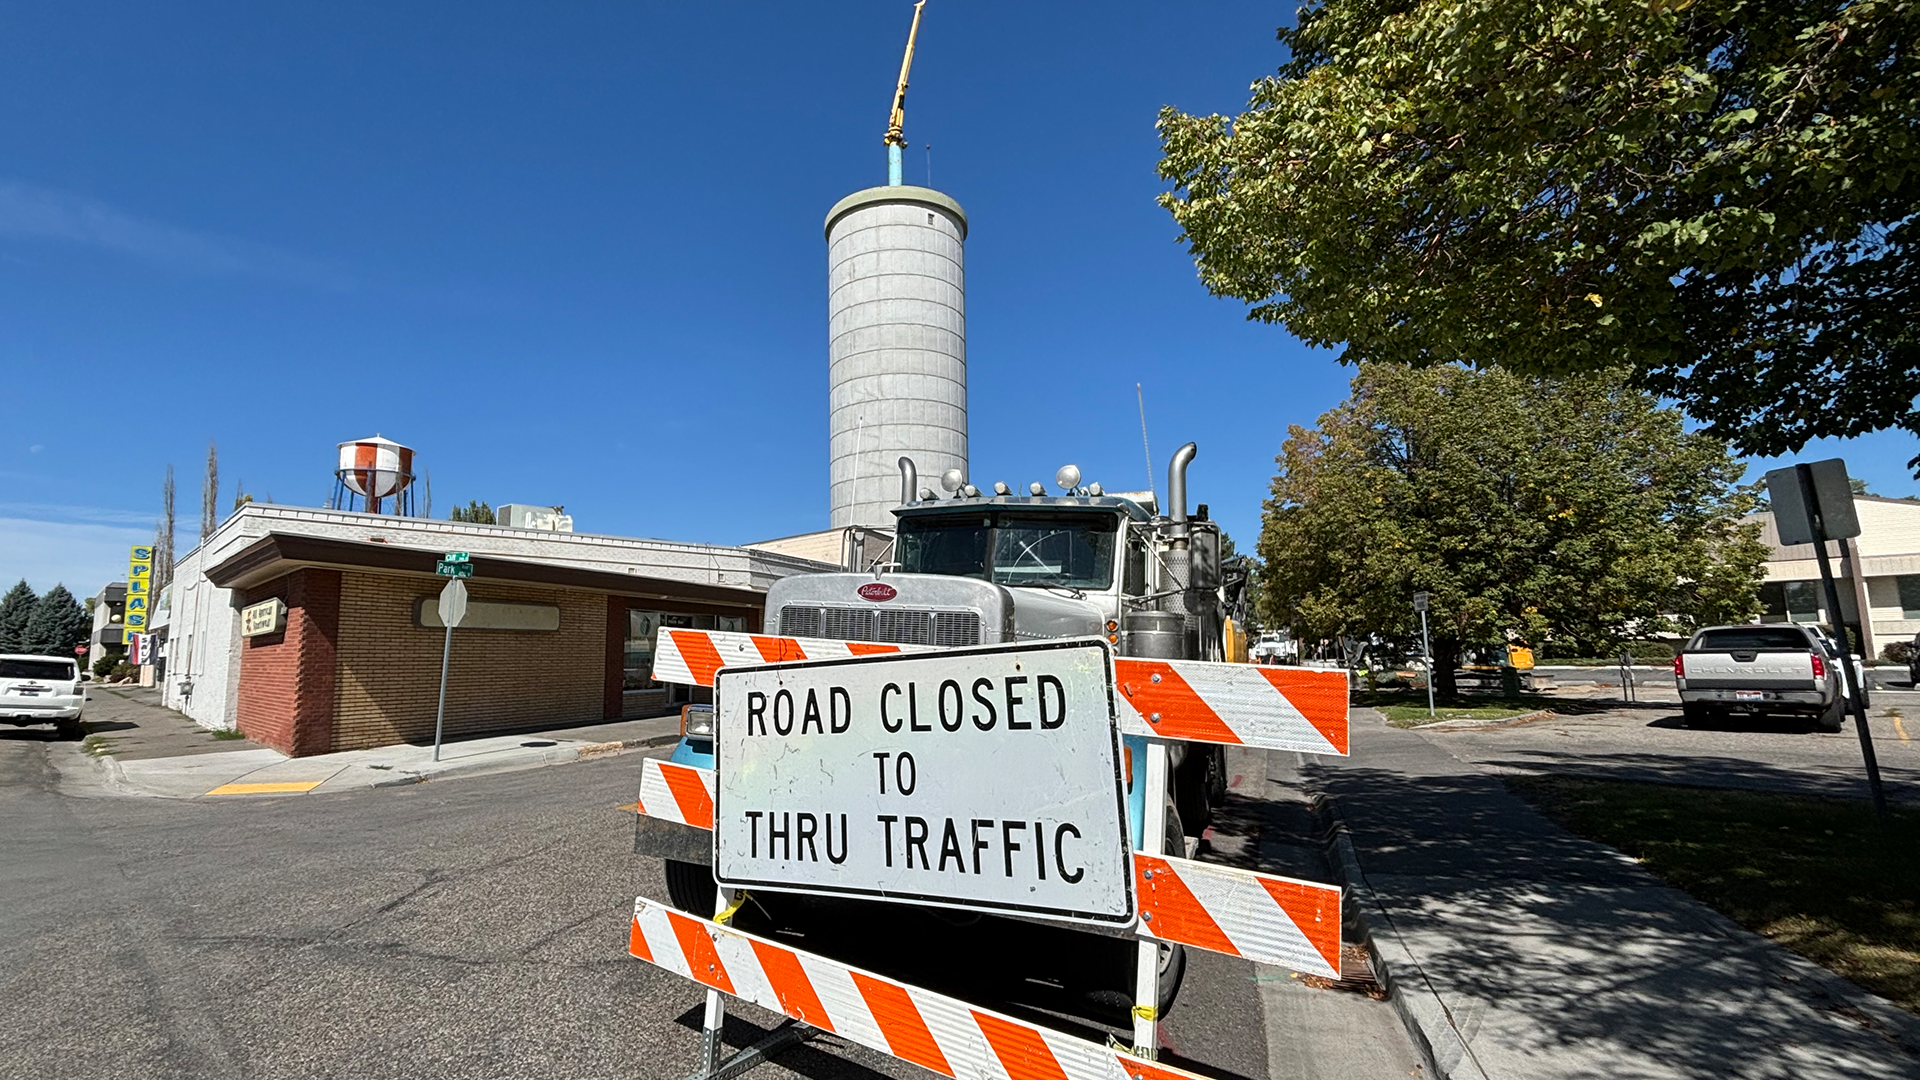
<box><xmin>713</xmin><ymin>638</ymin><xmax>1135</xmax><ymax>926</ymax></box>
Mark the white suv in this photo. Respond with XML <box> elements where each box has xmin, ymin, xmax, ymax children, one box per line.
<box><xmin>0</xmin><ymin>654</ymin><xmax>86</xmax><ymax>737</ymax></box>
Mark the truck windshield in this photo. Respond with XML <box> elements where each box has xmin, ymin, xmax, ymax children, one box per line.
<box><xmin>897</xmin><ymin>511</ymin><xmax>1119</xmax><ymax>589</ymax></box>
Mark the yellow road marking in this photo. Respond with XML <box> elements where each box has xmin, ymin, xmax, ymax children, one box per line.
<box><xmin>616</xmin><ymin>802</ymin><xmax>640</xmax><ymax>813</ymax></box>
<box><xmin>205</xmin><ymin>781</ymin><xmax>324</xmax><ymax>796</ymax></box>
<box><xmin>1894</xmin><ymin>716</ymin><xmax>1911</xmax><ymax>743</ymax></box>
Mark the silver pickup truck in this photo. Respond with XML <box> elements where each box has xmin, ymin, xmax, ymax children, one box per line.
<box><xmin>1674</xmin><ymin>624</ymin><xmax>1862</xmax><ymax>731</ymax></box>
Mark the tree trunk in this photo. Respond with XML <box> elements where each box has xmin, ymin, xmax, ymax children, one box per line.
<box><xmin>1432</xmin><ymin>638</ymin><xmax>1461</xmax><ymax>701</ymax></box>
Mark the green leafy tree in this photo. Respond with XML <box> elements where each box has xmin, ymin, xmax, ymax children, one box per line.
<box><xmin>449</xmin><ymin>500</ymin><xmax>496</xmax><ymax>525</ymax></box>
<box><xmin>22</xmin><ymin>584</ymin><xmax>89</xmax><ymax>658</ymax></box>
<box><xmin>1256</xmin><ymin>364</ymin><xmax>1767</xmax><ymax>697</ymax></box>
<box><xmin>1158</xmin><ymin>0</ymin><xmax>1920</xmax><ymax>466</ymax></box>
<box><xmin>0</xmin><ymin>579</ymin><xmax>37</xmax><ymax>653</ymax></box>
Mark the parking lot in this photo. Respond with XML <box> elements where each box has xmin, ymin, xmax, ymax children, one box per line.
<box><xmin>1418</xmin><ymin>691</ymin><xmax>1920</xmax><ymax>805</ymax></box>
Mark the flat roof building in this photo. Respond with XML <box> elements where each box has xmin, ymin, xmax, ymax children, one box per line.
<box><xmin>156</xmin><ymin>504</ymin><xmax>833</xmax><ymax>756</ymax></box>
<box><xmin>1756</xmin><ymin>494</ymin><xmax>1920</xmax><ymax>657</ymax></box>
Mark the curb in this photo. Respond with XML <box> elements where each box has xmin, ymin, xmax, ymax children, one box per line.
<box><xmin>1310</xmin><ymin>790</ymin><xmax>1485</xmax><ymax>1080</ymax></box>
<box><xmin>362</xmin><ymin>731</ymin><xmax>681</xmax><ymax>789</ymax></box>
<box><xmin>1405</xmin><ymin>709</ymin><xmax>1557</xmax><ymax>731</ymax></box>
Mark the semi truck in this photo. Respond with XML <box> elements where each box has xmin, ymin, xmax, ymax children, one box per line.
<box><xmin>637</xmin><ymin>442</ymin><xmax>1244</xmax><ymax>1013</ymax></box>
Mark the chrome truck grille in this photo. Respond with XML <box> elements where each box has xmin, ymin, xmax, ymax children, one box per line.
<box><xmin>779</xmin><ymin>606</ymin><xmax>981</xmax><ymax>647</ymax></box>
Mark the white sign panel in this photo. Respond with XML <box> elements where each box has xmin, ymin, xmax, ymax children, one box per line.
<box><xmin>713</xmin><ymin>639</ymin><xmax>1134</xmax><ymax>926</ymax></box>
<box><xmin>239</xmin><ymin>598</ymin><xmax>287</xmax><ymax>638</ymax></box>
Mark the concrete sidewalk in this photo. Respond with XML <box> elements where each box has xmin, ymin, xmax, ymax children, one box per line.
<box><xmin>1308</xmin><ymin>711</ymin><xmax>1920</xmax><ymax>1080</ymax></box>
<box><xmin>86</xmin><ymin>714</ymin><xmax>681</xmax><ymax>798</ymax></box>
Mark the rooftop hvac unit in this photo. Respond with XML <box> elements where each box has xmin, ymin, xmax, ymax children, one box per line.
<box><xmin>498</xmin><ymin>504</ymin><xmax>574</xmax><ymax>532</ymax></box>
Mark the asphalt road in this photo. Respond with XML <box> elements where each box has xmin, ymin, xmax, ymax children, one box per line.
<box><xmin>1419</xmin><ymin>695</ymin><xmax>1920</xmax><ymax>805</ymax></box>
<box><xmin>0</xmin><ymin>725</ymin><xmax>1415</xmax><ymax>1080</ymax></box>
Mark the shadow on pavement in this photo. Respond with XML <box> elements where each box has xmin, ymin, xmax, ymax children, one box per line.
<box><xmin>1468</xmin><ymin>748</ymin><xmax>1918</xmax><ymax>805</ymax></box>
<box><xmin>1310</xmin><ymin>756</ymin><xmax>1920</xmax><ymax>1078</ymax></box>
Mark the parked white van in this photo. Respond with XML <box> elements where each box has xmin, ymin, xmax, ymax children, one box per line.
<box><xmin>0</xmin><ymin>654</ymin><xmax>85</xmax><ymax>737</ymax></box>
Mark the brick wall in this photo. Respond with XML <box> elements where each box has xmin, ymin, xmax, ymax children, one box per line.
<box><xmin>330</xmin><ymin>572</ymin><xmax>607</xmax><ymax>752</ymax></box>
<box><xmin>235</xmin><ymin>569</ymin><xmax>340</xmax><ymax>756</ymax></box>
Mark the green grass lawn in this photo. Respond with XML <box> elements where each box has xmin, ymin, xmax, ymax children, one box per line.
<box><xmin>1354</xmin><ymin>689</ymin><xmax>1557</xmax><ymax>726</ymax></box>
<box><xmin>1508</xmin><ymin>777</ymin><xmax>1920</xmax><ymax>1014</ymax></box>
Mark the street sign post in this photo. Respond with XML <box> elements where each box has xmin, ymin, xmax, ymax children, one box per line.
<box><xmin>432</xmin><ymin>577</ymin><xmax>469</xmax><ymax>762</ymax></box>
<box><xmin>711</xmin><ymin>639</ymin><xmax>1135</xmax><ymax>925</ymax></box>
<box><xmin>1413</xmin><ymin>592</ymin><xmax>1435</xmax><ymax>718</ymax></box>
<box><xmin>1763</xmin><ymin>459</ymin><xmax>1887</xmax><ymax>823</ymax></box>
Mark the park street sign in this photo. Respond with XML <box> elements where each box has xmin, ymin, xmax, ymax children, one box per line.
<box><xmin>712</xmin><ymin>638</ymin><xmax>1135</xmax><ymax>926</ymax></box>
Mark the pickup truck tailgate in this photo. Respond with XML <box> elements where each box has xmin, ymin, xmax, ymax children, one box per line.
<box><xmin>1680</xmin><ymin>650</ymin><xmax>1817</xmax><ymax>690</ymax></box>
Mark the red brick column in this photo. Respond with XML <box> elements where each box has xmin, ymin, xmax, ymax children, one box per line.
<box><xmin>236</xmin><ymin>569</ymin><xmax>341</xmax><ymax>756</ymax></box>
<box><xmin>604</xmin><ymin>597</ymin><xmax>627</xmax><ymax>720</ymax></box>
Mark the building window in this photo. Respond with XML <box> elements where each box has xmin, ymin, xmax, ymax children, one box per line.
<box><xmin>1900</xmin><ymin>575</ymin><xmax>1920</xmax><ymax>620</ymax></box>
<box><xmin>624</xmin><ymin>611</ymin><xmax>746</xmax><ymax>692</ymax></box>
<box><xmin>1760</xmin><ymin>581</ymin><xmax>1821</xmax><ymax>623</ymax></box>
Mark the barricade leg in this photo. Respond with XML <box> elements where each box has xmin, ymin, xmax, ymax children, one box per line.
<box><xmin>1131</xmin><ymin>739</ymin><xmax>1170</xmax><ymax>1059</ymax></box>
<box><xmin>697</xmin><ymin>885</ymin><xmax>736</xmax><ymax>1073</ymax></box>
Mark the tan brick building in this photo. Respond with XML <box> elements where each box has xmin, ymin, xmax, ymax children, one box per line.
<box><xmin>156</xmin><ymin>506</ymin><xmax>831</xmax><ymax>756</ymax></box>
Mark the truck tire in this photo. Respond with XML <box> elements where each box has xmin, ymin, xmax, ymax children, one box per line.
<box><xmin>664</xmin><ymin>858</ymin><xmax>717</xmax><ymax>914</ymax></box>
<box><xmin>1079</xmin><ymin>801</ymin><xmax>1188</xmax><ymax>1022</ymax></box>
<box><xmin>1152</xmin><ymin>802</ymin><xmax>1189</xmax><ymax>1013</ymax></box>
<box><xmin>1816</xmin><ymin>695</ymin><xmax>1846</xmax><ymax>734</ymax></box>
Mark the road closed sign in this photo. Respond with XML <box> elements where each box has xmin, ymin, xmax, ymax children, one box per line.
<box><xmin>712</xmin><ymin>639</ymin><xmax>1134</xmax><ymax>926</ymax></box>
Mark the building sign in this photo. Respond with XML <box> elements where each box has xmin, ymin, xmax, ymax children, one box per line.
<box><xmin>414</xmin><ymin>598</ymin><xmax>559</xmax><ymax>631</ymax></box>
<box><xmin>124</xmin><ymin>545</ymin><xmax>154</xmax><ymax>640</ymax></box>
<box><xmin>712</xmin><ymin>639</ymin><xmax>1135</xmax><ymax>926</ymax></box>
<box><xmin>240</xmin><ymin>598</ymin><xmax>289</xmax><ymax>638</ymax></box>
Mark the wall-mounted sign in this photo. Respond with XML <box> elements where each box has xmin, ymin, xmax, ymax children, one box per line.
<box><xmin>241</xmin><ymin>598</ymin><xmax>289</xmax><ymax>637</ymax></box>
<box><xmin>125</xmin><ymin>545</ymin><xmax>153</xmax><ymax>636</ymax></box>
<box><xmin>415</xmin><ymin>597</ymin><xmax>560</xmax><ymax>631</ymax></box>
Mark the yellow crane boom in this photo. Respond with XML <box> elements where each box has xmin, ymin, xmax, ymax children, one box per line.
<box><xmin>884</xmin><ymin>1</ymin><xmax>926</xmax><ymax>150</ymax></box>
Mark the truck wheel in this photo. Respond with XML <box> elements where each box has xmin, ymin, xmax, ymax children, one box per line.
<box><xmin>663</xmin><ymin>859</ymin><xmax>717</xmax><ymax>914</ymax></box>
<box><xmin>1816</xmin><ymin>696</ymin><xmax>1846</xmax><ymax>734</ymax></box>
<box><xmin>1081</xmin><ymin>801</ymin><xmax>1188</xmax><ymax>1021</ymax></box>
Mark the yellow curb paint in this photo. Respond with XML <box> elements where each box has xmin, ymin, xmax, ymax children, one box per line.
<box><xmin>1895</xmin><ymin>716</ymin><xmax>1911</xmax><ymax>743</ymax></box>
<box><xmin>616</xmin><ymin>802</ymin><xmax>640</xmax><ymax>813</ymax></box>
<box><xmin>205</xmin><ymin>781</ymin><xmax>324</xmax><ymax>796</ymax></box>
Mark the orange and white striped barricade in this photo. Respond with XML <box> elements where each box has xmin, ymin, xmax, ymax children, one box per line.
<box><xmin>633</xmin><ymin>759</ymin><xmax>1341</xmax><ymax>978</ymax></box>
<box><xmin>635</xmin><ymin>632</ymin><xmax>1349</xmax><ymax>1076</ymax></box>
<box><xmin>651</xmin><ymin>628</ymin><xmax>1349</xmax><ymax>756</ymax></box>
<box><xmin>629</xmin><ymin>896</ymin><xmax>1212</xmax><ymax>1080</ymax></box>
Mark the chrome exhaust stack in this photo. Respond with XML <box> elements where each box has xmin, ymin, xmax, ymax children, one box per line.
<box><xmin>897</xmin><ymin>456</ymin><xmax>919</xmax><ymax>506</ymax></box>
<box><xmin>1166</xmin><ymin>442</ymin><xmax>1197</xmax><ymax>546</ymax></box>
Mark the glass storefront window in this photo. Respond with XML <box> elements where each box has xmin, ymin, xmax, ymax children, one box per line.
<box><xmin>624</xmin><ymin>611</ymin><xmax>746</xmax><ymax>692</ymax></box>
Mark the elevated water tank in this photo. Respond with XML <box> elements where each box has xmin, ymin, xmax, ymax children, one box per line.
<box><xmin>825</xmin><ymin>185</ymin><xmax>968</xmax><ymax>529</ymax></box>
<box><xmin>337</xmin><ymin>435</ymin><xmax>414</xmax><ymax>500</ymax></box>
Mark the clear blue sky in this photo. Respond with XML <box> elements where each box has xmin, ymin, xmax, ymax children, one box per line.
<box><xmin>2</xmin><ymin>1</ymin><xmax>1913</xmax><ymax>594</ymax></box>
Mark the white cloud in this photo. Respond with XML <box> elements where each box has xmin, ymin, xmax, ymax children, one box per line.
<box><xmin>27</xmin><ymin>445</ymin><xmax>43</xmax><ymax>454</ymax></box>
<box><xmin>0</xmin><ymin>502</ymin><xmax>155</xmax><ymax>528</ymax></box>
<box><xmin>0</xmin><ymin>516</ymin><xmax>152</xmax><ymax>595</ymax></box>
<box><xmin>0</xmin><ymin>178</ymin><xmax>353</xmax><ymax>290</ymax></box>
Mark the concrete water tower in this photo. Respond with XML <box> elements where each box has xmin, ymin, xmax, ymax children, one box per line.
<box><xmin>827</xmin><ymin>0</ymin><xmax>967</xmax><ymax>530</ymax></box>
